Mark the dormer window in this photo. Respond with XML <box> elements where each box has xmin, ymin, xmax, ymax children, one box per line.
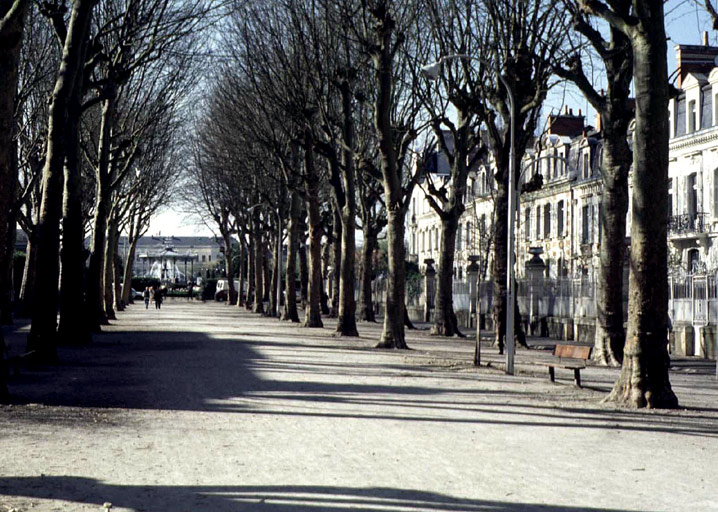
<box><xmin>583</xmin><ymin>152</ymin><xmax>590</xmax><ymax>179</ymax></box>
<box><xmin>689</xmin><ymin>100</ymin><xmax>697</xmax><ymax>132</ymax></box>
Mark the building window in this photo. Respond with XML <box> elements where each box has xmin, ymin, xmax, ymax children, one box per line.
<box><xmin>525</xmin><ymin>207</ymin><xmax>531</xmax><ymax>241</ymax></box>
<box><xmin>582</xmin><ymin>205</ymin><xmax>591</xmax><ymax>244</ymax></box>
<box><xmin>435</xmin><ymin>229</ymin><xmax>439</xmax><ymax>250</ymax></box>
<box><xmin>456</xmin><ymin>223</ymin><xmax>462</xmax><ymax>250</ymax></box>
<box><xmin>688</xmin><ymin>173</ymin><xmax>698</xmax><ymax>216</ymax></box>
<box><xmin>669</xmin><ymin>178</ymin><xmax>674</xmax><ymax>216</ymax></box>
<box><xmin>201</xmin><ymin>255</ymin><xmax>206</xmax><ymax>262</ymax></box>
<box><xmin>466</xmin><ymin>223</ymin><xmax>472</xmax><ymax>249</ymax></box>
<box><xmin>544</xmin><ymin>204</ymin><xmax>551</xmax><ymax>239</ymax></box>
<box><xmin>535</xmin><ymin>206</ymin><xmax>541</xmax><ymax>239</ymax></box>
<box><xmin>688</xmin><ymin>249</ymin><xmax>700</xmax><ymax>273</ymax></box>
<box><xmin>714</xmin><ymin>94</ymin><xmax>718</xmax><ymax>126</ymax></box>
<box><xmin>689</xmin><ymin>99</ymin><xmax>697</xmax><ymax>133</ymax></box>
<box><xmin>583</xmin><ymin>152</ymin><xmax>590</xmax><ymax>179</ymax></box>
<box><xmin>557</xmin><ymin>200</ymin><xmax>564</xmax><ymax>237</ymax></box>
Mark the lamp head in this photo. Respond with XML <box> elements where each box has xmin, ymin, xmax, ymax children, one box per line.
<box><xmin>421</xmin><ymin>60</ymin><xmax>442</xmax><ymax>81</ymax></box>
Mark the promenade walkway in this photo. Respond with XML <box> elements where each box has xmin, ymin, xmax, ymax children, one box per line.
<box><xmin>1</xmin><ymin>300</ymin><xmax>717</xmax><ymax>511</ymax></box>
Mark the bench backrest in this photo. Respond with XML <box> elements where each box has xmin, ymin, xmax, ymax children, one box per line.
<box><xmin>553</xmin><ymin>344</ymin><xmax>591</xmax><ymax>360</ymax></box>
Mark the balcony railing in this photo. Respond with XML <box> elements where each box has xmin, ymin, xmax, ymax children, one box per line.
<box><xmin>668</xmin><ymin>212</ymin><xmax>707</xmax><ymax>235</ymax></box>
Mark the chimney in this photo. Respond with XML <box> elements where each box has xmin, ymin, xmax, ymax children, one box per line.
<box><xmin>569</xmin><ymin>108</ymin><xmax>574</xmax><ymax>115</ymax></box>
<box><xmin>703</xmin><ymin>31</ymin><xmax>709</xmax><ymax>46</ymax></box>
<box><xmin>564</xmin><ymin>105</ymin><xmax>569</xmax><ymax>114</ymax></box>
<box><xmin>578</xmin><ymin>108</ymin><xmax>582</xmax><ymax>116</ymax></box>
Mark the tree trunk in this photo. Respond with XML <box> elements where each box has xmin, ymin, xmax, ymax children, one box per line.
<box><xmin>112</xmin><ymin>230</ymin><xmax>122</xmax><ymax>312</ymax></box>
<box><xmin>87</xmin><ymin>95</ymin><xmax>115</xmax><ymax>330</ymax></box>
<box><xmin>270</xmin><ymin>225</ymin><xmax>279</xmax><ymax>316</ymax></box>
<box><xmin>222</xmin><ymin>230</ymin><xmax>235</xmax><ymax>304</ymax></box>
<box><xmin>336</xmin><ymin>123</ymin><xmax>359</xmax><ymax>334</ymax></box>
<box><xmin>337</xmin><ymin>204</ymin><xmax>358</xmax><ymax>335</ymax></box>
<box><xmin>263</xmin><ymin>245</ymin><xmax>272</xmax><ymax>302</ymax></box>
<box><xmin>121</xmin><ymin>235</ymin><xmax>139</xmax><ymax>306</ymax></box>
<box><xmin>359</xmin><ymin>225</ymin><xmax>377</xmax><ymax>322</ymax></box>
<box><xmin>18</xmin><ymin>233</ymin><xmax>37</xmax><ymax>318</ymax></box>
<box><xmin>253</xmin><ymin>216</ymin><xmax>264</xmax><ymax>315</ymax></box>
<box><xmin>303</xmin><ymin>132</ymin><xmax>323</xmax><ymax>328</ymax></box>
<box><xmin>1</xmin><ymin>220</ymin><xmax>16</xmax><ymax>324</ymax></box>
<box><xmin>237</xmin><ymin>231</ymin><xmax>246</xmax><ymax>307</ymax></box>
<box><xmin>282</xmin><ymin>191</ymin><xmax>300</xmax><ymax>322</ymax></box>
<box><xmin>431</xmin><ymin>215</ymin><xmax>462</xmax><ymax>337</ymax></box>
<box><xmin>58</xmin><ymin>64</ymin><xmax>91</xmax><ymax>345</ymax></box>
<box><xmin>0</xmin><ymin>0</ymin><xmax>27</xmax><ymax>400</ymax></box>
<box><xmin>0</xmin><ymin>0</ymin><xmax>28</xmax><ymax>331</ymax></box>
<box><xmin>371</xmin><ymin>5</ymin><xmax>407</xmax><ymax>348</ymax></box>
<box><xmin>27</xmin><ymin>0</ymin><xmax>98</xmax><ymax>359</ymax></box>
<box><xmin>379</xmin><ymin>208</ymin><xmax>408</xmax><ymax>348</ymax></box>
<box><xmin>595</xmin><ymin>130</ymin><xmax>630</xmax><ymax>366</ymax></box>
<box><xmin>329</xmin><ymin>206</ymin><xmax>341</xmax><ymax>318</ymax></box>
<box><xmin>247</xmin><ymin>238</ymin><xmax>255</xmax><ymax>310</ymax></box>
<box><xmin>605</xmin><ymin>11</ymin><xmax>677</xmax><ymax>408</ymax></box>
<box><xmin>491</xmin><ymin>183</ymin><xmax>509</xmax><ymax>353</ymax></box>
<box><xmin>299</xmin><ymin>240</ymin><xmax>308</xmax><ymax>308</ymax></box>
<box><xmin>103</xmin><ymin>217</ymin><xmax>118</xmax><ymax>320</ymax></box>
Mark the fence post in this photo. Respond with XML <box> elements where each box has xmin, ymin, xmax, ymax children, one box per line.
<box><xmin>525</xmin><ymin>248</ymin><xmax>546</xmax><ymax>335</ymax></box>
<box><xmin>423</xmin><ymin>259</ymin><xmax>436</xmax><ymax>323</ymax></box>
<box><xmin>467</xmin><ymin>256</ymin><xmax>480</xmax><ymax>328</ymax></box>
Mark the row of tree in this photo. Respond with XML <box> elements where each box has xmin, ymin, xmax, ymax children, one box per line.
<box><xmin>186</xmin><ymin>0</ymin><xmax>680</xmax><ymax>408</ymax></box>
<box><xmin>0</xmin><ymin>0</ymin><xmax>212</xmax><ymax>400</ymax></box>
<box><xmin>0</xmin><ymin>0</ymin><xmax>690</xmax><ymax>408</ymax></box>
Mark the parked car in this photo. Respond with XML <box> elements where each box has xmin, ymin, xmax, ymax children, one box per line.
<box><xmin>131</xmin><ymin>288</ymin><xmax>144</xmax><ymax>300</ymax></box>
<box><xmin>215</xmin><ymin>279</ymin><xmax>240</xmax><ymax>302</ymax></box>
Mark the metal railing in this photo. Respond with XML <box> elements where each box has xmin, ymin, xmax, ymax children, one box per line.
<box><xmin>668</xmin><ymin>212</ymin><xmax>707</xmax><ymax>235</ymax></box>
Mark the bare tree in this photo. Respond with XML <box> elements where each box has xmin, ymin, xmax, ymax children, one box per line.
<box><xmin>578</xmin><ymin>0</ymin><xmax>677</xmax><ymax>408</ymax></box>
<box><xmin>27</xmin><ymin>0</ymin><xmax>99</xmax><ymax>360</ymax></box>
<box><xmin>0</xmin><ymin>0</ymin><xmax>29</xmax><ymax>400</ymax></box>
<box><xmin>416</xmin><ymin>0</ymin><xmax>493</xmax><ymax>338</ymax></box>
<box><xmin>554</xmin><ymin>0</ymin><xmax>633</xmax><ymax>366</ymax></box>
<box><xmin>355</xmin><ymin>0</ymin><xmax>427</xmax><ymax>348</ymax></box>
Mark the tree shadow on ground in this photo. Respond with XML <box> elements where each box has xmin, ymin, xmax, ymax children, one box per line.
<box><xmin>4</xmin><ymin>309</ymin><xmax>717</xmax><ymax>439</ymax></box>
<box><xmin>0</xmin><ymin>476</ymin><xmax>642</xmax><ymax>512</ymax></box>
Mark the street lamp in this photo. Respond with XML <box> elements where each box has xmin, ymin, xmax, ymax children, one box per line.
<box><xmin>422</xmin><ymin>54</ymin><xmax>517</xmax><ymax>375</ymax></box>
<box><xmin>248</xmin><ymin>203</ymin><xmax>283</xmax><ymax>319</ymax></box>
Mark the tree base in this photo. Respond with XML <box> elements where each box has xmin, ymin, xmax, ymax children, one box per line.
<box><xmin>57</xmin><ymin>329</ymin><xmax>92</xmax><ymax>347</ymax></box>
<box><xmin>375</xmin><ymin>339</ymin><xmax>409</xmax><ymax>349</ymax></box>
<box><xmin>281</xmin><ymin>310</ymin><xmax>301</xmax><ymax>323</ymax></box>
<box><xmin>603</xmin><ymin>353</ymin><xmax>679</xmax><ymax>409</ymax></box>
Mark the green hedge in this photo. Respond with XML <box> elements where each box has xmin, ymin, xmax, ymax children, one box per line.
<box><xmin>131</xmin><ymin>277</ymin><xmax>161</xmax><ymax>291</ymax></box>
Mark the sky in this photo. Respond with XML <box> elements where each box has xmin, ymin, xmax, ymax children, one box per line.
<box><xmin>149</xmin><ymin>1</ymin><xmax>714</xmax><ymax>238</ymax></box>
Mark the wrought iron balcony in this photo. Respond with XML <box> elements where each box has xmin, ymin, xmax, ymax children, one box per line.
<box><xmin>668</xmin><ymin>212</ymin><xmax>707</xmax><ymax>235</ymax></box>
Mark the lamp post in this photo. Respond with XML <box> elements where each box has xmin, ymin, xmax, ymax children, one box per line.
<box><xmin>248</xmin><ymin>203</ymin><xmax>283</xmax><ymax>319</ymax></box>
<box><xmin>422</xmin><ymin>54</ymin><xmax>516</xmax><ymax>375</ymax></box>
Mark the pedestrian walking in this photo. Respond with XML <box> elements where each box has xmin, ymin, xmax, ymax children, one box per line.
<box><xmin>154</xmin><ymin>286</ymin><xmax>164</xmax><ymax>310</ymax></box>
<box><xmin>143</xmin><ymin>287</ymin><xmax>150</xmax><ymax>309</ymax></box>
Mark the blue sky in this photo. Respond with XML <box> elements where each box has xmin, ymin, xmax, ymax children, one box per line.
<box><xmin>152</xmin><ymin>2</ymin><xmax>717</xmax><ymax>237</ymax></box>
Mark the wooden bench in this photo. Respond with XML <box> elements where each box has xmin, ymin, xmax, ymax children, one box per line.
<box><xmin>543</xmin><ymin>344</ymin><xmax>591</xmax><ymax>387</ymax></box>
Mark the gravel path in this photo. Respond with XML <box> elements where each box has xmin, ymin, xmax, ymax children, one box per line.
<box><xmin>1</xmin><ymin>300</ymin><xmax>717</xmax><ymax>512</ymax></box>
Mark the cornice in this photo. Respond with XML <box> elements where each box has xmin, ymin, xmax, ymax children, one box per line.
<box><xmin>670</xmin><ymin>128</ymin><xmax>718</xmax><ymax>152</ymax></box>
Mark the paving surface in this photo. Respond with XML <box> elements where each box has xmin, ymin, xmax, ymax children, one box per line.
<box><xmin>1</xmin><ymin>300</ymin><xmax>717</xmax><ymax>512</ymax></box>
